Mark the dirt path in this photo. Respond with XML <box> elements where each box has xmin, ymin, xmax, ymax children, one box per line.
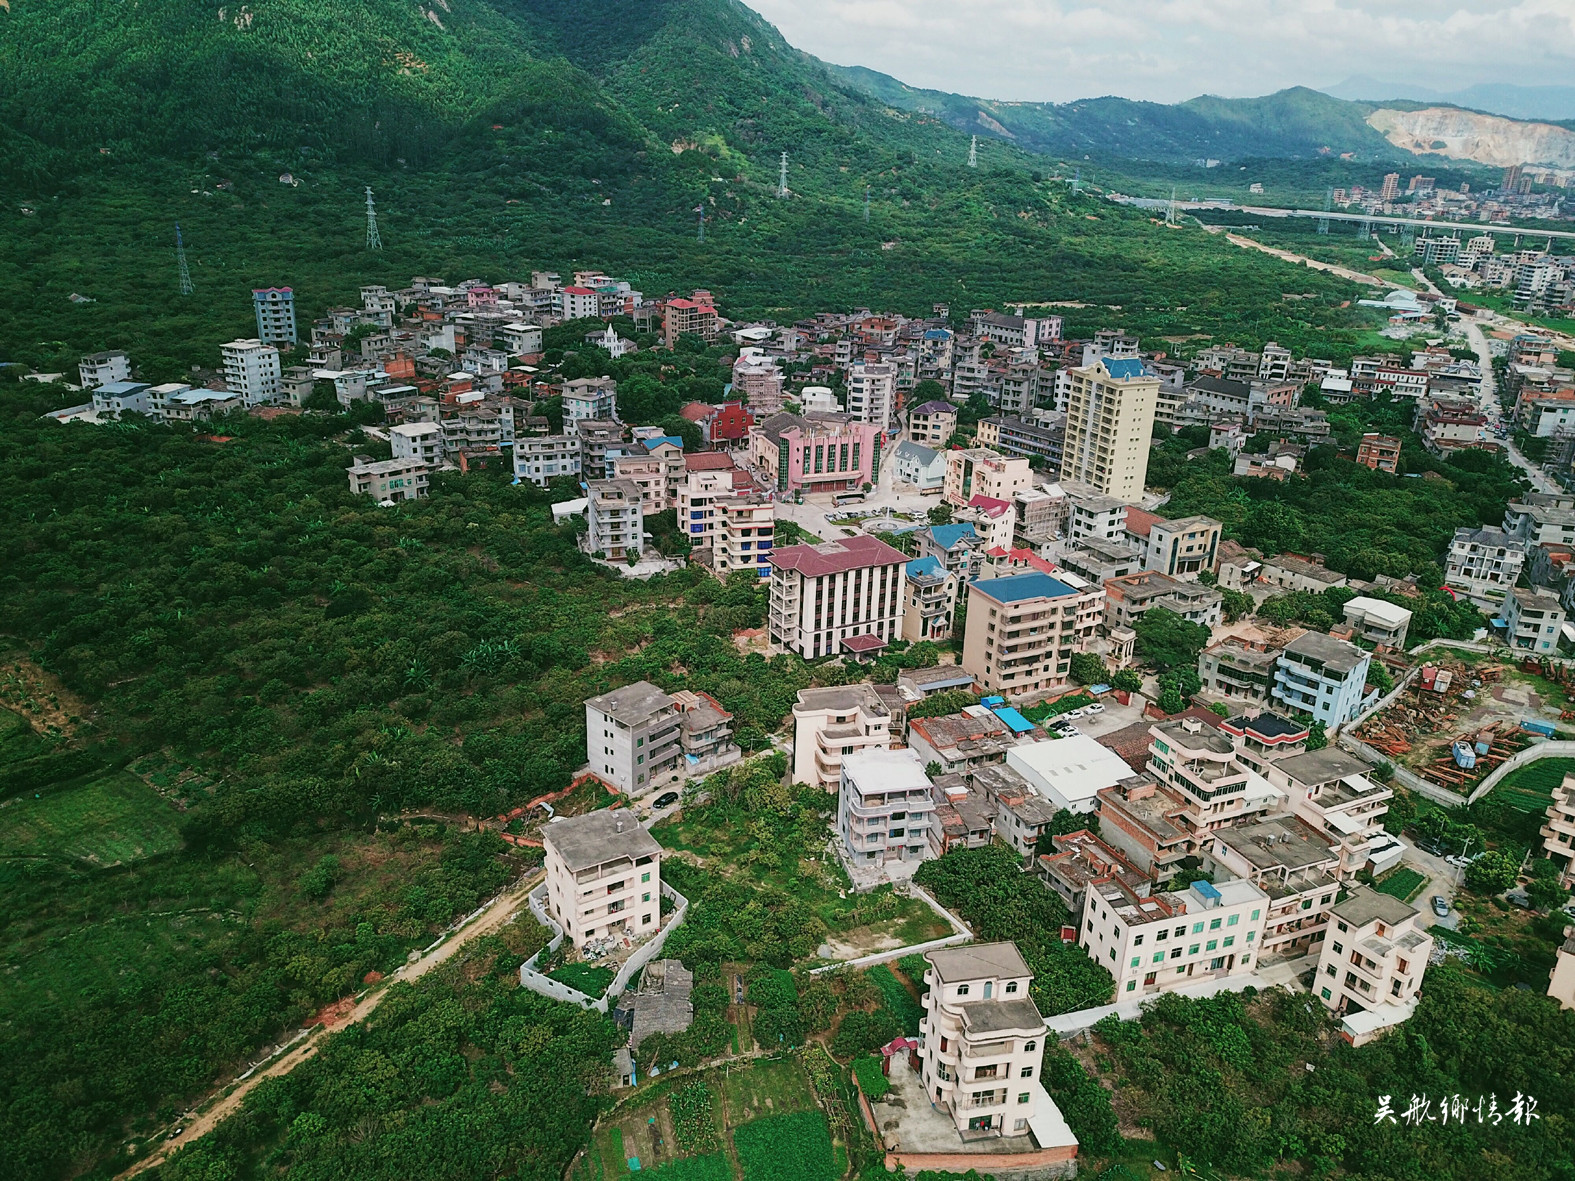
<box><xmin>1218</xmin><ymin>232</ymin><xmax>1394</xmax><ymax>289</ymax></box>
<box><xmin>116</xmin><ymin>868</ymin><xmax>545</xmax><ymax>1179</ymax></box>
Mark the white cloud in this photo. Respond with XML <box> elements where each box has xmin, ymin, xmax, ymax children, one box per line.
<box><xmin>749</xmin><ymin>0</ymin><xmax>1575</xmax><ymax>103</ymax></box>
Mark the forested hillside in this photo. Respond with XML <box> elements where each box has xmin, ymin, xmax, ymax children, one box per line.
<box><xmin>0</xmin><ymin>0</ymin><xmax>1386</xmax><ymax>379</ymax></box>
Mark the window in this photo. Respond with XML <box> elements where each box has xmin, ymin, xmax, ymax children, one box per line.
<box><xmin>641</xmin><ymin>872</ymin><xmax>651</xmax><ymax>883</ymax></box>
<box><xmin>1193</xmin><ymin>922</ymin><xmax>1204</xmax><ymax>934</ymax></box>
<box><xmin>1246</xmin><ymin>931</ymin><xmax>1255</xmax><ymax>943</ymax></box>
<box><xmin>957</xmin><ymin>985</ymin><xmax>970</xmax><ymax>997</ymax></box>
<box><xmin>1125</xmin><ymin>980</ymin><xmax>1136</xmax><ymax>992</ymax></box>
<box><xmin>1130</xmin><ymin>956</ymin><xmax>1141</xmax><ymax>969</ymax></box>
<box><xmin>1156</xmin><ymin>928</ymin><xmax>1168</xmax><ymax>941</ymax></box>
<box><xmin>1005</xmin><ymin>981</ymin><xmax>1018</xmax><ymax>994</ymax></box>
<box><xmin>1024</xmin><ymin>1041</ymin><xmax>1036</xmax><ymax>1052</ymax></box>
<box><xmin>1170</xmin><ymin>948</ymin><xmax>1182</xmax><ymax>960</ymax></box>
<box><xmin>642</xmin><ymin>913</ymin><xmax>653</xmax><ymax>925</ymax></box>
<box><xmin>1331</xmin><ymin>941</ymin><xmax>1342</xmax><ymax>954</ymax></box>
<box><xmin>1227</xmin><ymin>914</ymin><xmax>1239</xmax><ymax>926</ymax></box>
<box><xmin>1325</xmin><ymin>965</ymin><xmax>1336</xmax><ymax>977</ymax></box>
<box><xmin>637</xmin><ymin>754</ymin><xmax>644</xmax><ymax>765</ymax></box>
<box><xmin>643</xmin><ymin>893</ymin><xmax>651</xmax><ymax>903</ymax></box>
<box><xmin>1018</xmin><ymin>1093</ymin><xmax>1030</xmax><ymax>1104</ymax></box>
<box><xmin>1134</xmin><ymin>934</ymin><xmax>1144</xmax><ymax>946</ymax></box>
<box><xmin>1020</xmin><ymin>1066</ymin><xmax>1033</xmax><ymax>1078</ymax></box>
<box><xmin>1223</xmin><ymin>936</ymin><xmax>1235</xmax><ymax>948</ymax></box>
<box><xmin>1206</xmin><ymin>939</ymin><xmax>1217</xmax><ymax>952</ymax></box>
<box><xmin>636</xmin><ymin>737</ymin><xmax>644</xmax><ymax>748</ymax></box>
<box><xmin>1189</xmin><ymin>944</ymin><xmax>1200</xmax><ymax>955</ymax></box>
<box><xmin>1209</xmin><ymin>918</ymin><xmax>1222</xmax><ymax>931</ymax></box>
<box><xmin>1152</xmin><ymin>953</ymin><xmax>1164</xmax><ymax>964</ymax></box>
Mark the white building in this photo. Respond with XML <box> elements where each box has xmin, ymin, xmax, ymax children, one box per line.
<box><xmin>1445</xmin><ymin>526</ymin><xmax>1526</xmax><ymax>606</ymax></box>
<box><xmin>348</xmin><ymin>455</ymin><xmax>430</xmax><ymax>503</ymax></box>
<box><xmin>585</xmin><ymin>681</ymin><xmax>682</xmax><ymax>796</ymax></box>
<box><xmin>1005</xmin><ymin>735</ymin><xmax>1134</xmax><ymax>815</ymax></box>
<box><xmin>1060</xmin><ymin>358</ymin><xmax>1160</xmax><ymax>503</ymax></box>
<box><xmin>1082</xmin><ymin>876</ymin><xmax>1269</xmax><ymax>999</ymax></box>
<box><xmin>1272</xmin><ymin>632</ymin><xmax>1372</xmax><ymax>730</ymax></box>
<box><xmin>713</xmin><ymin>493</ymin><xmax>775</xmax><ymax>580</ymax></box>
<box><xmin>586</xmin><ymin>479</ymin><xmax>645</xmax><ymax>562</ymax></box>
<box><xmin>220</xmin><ymin>338</ymin><xmax>282</xmax><ymax>407</ymax></box>
<box><xmin>543</xmin><ymin>809</ymin><xmax>663</xmax><ymax>952</ymax></box>
<box><xmin>390</xmin><ymin>421</ymin><xmax>444</xmax><ymax>466</ymax></box>
<box><xmin>1504</xmin><ymin>586</ymin><xmax>1566</xmax><ymax>654</ymax></box>
<box><xmin>562</xmin><ymin>377</ymin><xmax>619</xmax><ymax>423</ymax></box>
<box><xmin>78</xmin><ymin>350</ymin><xmax>131</xmax><ymax>390</ymax></box>
<box><xmin>89</xmin><ymin>381</ymin><xmax>152</xmax><ymax>420</ymax></box>
<box><xmin>916</xmin><ymin>943</ymin><xmax>1072</xmax><ymax>1151</ymax></box>
<box><xmin>846</xmin><ymin>360</ymin><xmax>897</xmax><ymax>428</ymax></box>
<box><xmin>1341</xmin><ymin>597</ymin><xmax>1412</xmax><ymax>649</ymax></box>
<box><xmin>514</xmin><ymin>435</ymin><xmax>581</xmax><ymax>488</ymax></box>
<box><xmin>767</xmin><ymin>534</ymin><xmax>908</xmax><ymax>660</ymax></box>
<box><xmin>836</xmin><ymin>748</ymin><xmax>935</xmax><ymax>873</ymax></box>
<box><xmin>792</xmin><ymin>684</ymin><xmax>894</xmax><ymax>789</ymax></box>
<box><xmin>1313</xmin><ymin>887</ymin><xmax>1433</xmax><ymax>1045</ymax></box>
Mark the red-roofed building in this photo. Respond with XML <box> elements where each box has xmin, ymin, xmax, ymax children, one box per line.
<box><xmin>979</xmin><ymin>546</ymin><xmax>1058</xmax><ymax>579</ymax></box>
<box><xmin>664</xmin><ymin>298</ymin><xmax>719</xmax><ymax>348</ymax></box>
<box><xmin>768</xmin><ymin>535</ymin><xmax>908</xmax><ymax>659</ymax></box>
<box><xmin>681</xmin><ymin>401</ymin><xmax>754</xmax><ymax>448</ymax></box>
<box><xmin>559</xmin><ymin>286</ymin><xmax>600</xmax><ymax>320</ymax></box>
<box><xmin>683</xmin><ymin>451</ymin><xmax>738</xmax><ymax>473</ymax></box>
<box><xmin>960</xmin><ymin>494</ymin><xmax>1014</xmax><ymax>550</ymax></box>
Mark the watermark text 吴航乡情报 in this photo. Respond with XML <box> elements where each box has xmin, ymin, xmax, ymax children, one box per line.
<box><xmin>1375</xmin><ymin>1093</ymin><xmax>1539</xmax><ymax>1127</ymax></box>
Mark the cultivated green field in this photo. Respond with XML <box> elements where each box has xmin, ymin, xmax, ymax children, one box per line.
<box><xmin>1490</xmin><ymin>756</ymin><xmax>1575</xmax><ymax>814</ymax></box>
<box><xmin>0</xmin><ymin>772</ymin><xmax>183</xmax><ymax>867</ymax></box>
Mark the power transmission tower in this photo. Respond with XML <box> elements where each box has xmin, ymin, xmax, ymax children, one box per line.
<box><xmin>864</xmin><ymin>186</ymin><xmax>871</xmax><ymax>223</ymax></box>
<box><xmin>1072</xmin><ymin>165</ymin><xmax>1082</xmax><ymax>195</ymax></box>
<box><xmin>1400</xmin><ymin>224</ymin><xmax>1415</xmax><ymax>252</ymax></box>
<box><xmin>696</xmin><ymin>203</ymin><xmax>706</xmax><ymax>242</ymax></box>
<box><xmin>1166</xmin><ymin>186</ymin><xmax>1177</xmax><ymax>226</ymax></box>
<box><xmin>1318</xmin><ymin>187</ymin><xmax>1332</xmax><ymax>235</ymax></box>
<box><xmin>967</xmin><ymin>136</ymin><xmax>978</xmax><ymax>168</ymax></box>
<box><xmin>1357</xmin><ymin>217</ymin><xmax>1371</xmax><ymax>240</ymax></box>
<box><xmin>778</xmin><ymin>152</ymin><xmax>789</xmax><ymax>198</ymax></box>
<box><xmin>175</xmin><ymin>224</ymin><xmax>193</xmax><ymax>295</ymax></box>
<box><xmin>365</xmin><ymin>186</ymin><xmax>382</xmax><ymax>251</ymax></box>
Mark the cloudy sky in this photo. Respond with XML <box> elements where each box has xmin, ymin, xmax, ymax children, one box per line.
<box><xmin>749</xmin><ymin>0</ymin><xmax>1575</xmax><ymax>104</ymax></box>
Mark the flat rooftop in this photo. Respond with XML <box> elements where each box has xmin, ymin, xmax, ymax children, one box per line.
<box><xmin>1215</xmin><ymin>814</ymin><xmax>1338</xmax><ymax>874</ymax></box>
<box><xmin>1332</xmin><ymin>886</ymin><xmax>1418</xmax><ymax>928</ymax></box>
<box><xmin>543</xmin><ymin>809</ymin><xmax>662</xmax><ymax>872</ymax></box>
<box><xmin>586</xmin><ymin>680</ymin><xmax>674</xmax><ymax>727</ymax></box>
<box><xmin>926</xmin><ymin>941</ymin><xmax>1031</xmax><ymax>984</ymax></box>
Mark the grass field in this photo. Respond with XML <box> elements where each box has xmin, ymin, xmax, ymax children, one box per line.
<box><xmin>0</xmin><ymin>707</ymin><xmax>45</xmax><ymax>768</ymax></box>
<box><xmin>549</xmin><ymin>962</ymin><xmax>617</xmax><ymax>996</ymax></box>
<box><xmin>1490</xmin><ymin>756</ymin><xmax>1575</xmax><ymax>813</ymax></box>
<box><xmin>1374</xmin><ymin>867</ymin><xmax>1427</xmax><ymax>903</ymax></box>
<box><xmin>0</xmin><ymin>771</ymin><xmax>182</xmax><ymax>866</ymax></box>
<box><xmin>733</xmin><ymin>1111</ymin><xmax>837</xmax><ymax>1181</ymax></box>
<box><xmin>866</xmin><ymin>965</ymin><xmax>923</xmax><ymax>1036</ymax></box>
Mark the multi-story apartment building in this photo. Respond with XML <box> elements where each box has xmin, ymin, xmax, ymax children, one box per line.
<box><xmin>916</xmin><ymin>522</ymin><xmax>983</xmax><ymax>584</ymax></box>
<box><xmin>1504</xmin><ymin>586</ymin><xmax>1566</xmax><ymax>653</ymax></box>
<box><xmin>1103</xmin><ymin>571</ymin><xmax>1223</xmax><ymax>630</ymax></box>
<box><xmin>712</xmin><ymin>492</ymin><xmax>775</xmax><ymax>579</ymax></box>
<box><xmin>1354</xmin><ymin>433</ymin><xmax>1401</xmax><ymax>473</ymax></box>
<box><xmin>750</xmin><ymin>412</ymin><xmax>882</xmax><ymax>496</ymax></box>
<box><xmin>731</xmin><ymin>356</ymin><xmax>785</xmax><ymax>415</ymax></box>
<box><xmin>677</xmin><ymin>463</ymin><xmax>749</xmax><ymax>549</ymax></box>
<box><xmin>792</xmin><ymin>684</ymin><xmax>894</xmax><ymax>789</ymax></box>
<box><xmin>916</xmin><ymin>943</ymin><xmax>1056</xmax><ymax>1141</ymax></box>
<box><xmin>1540</xmin><ymin>773</ymin><xmax>1575</xmax><ymax>888</ymax></box>
<box><xmin>562</xmin><ymin>377</ymin><xmax>619</xmax><ymax>423</ymax></box>
<box><xmin>558</xmin><ymin>285</ymin><xmax>601</xmax><ymax>320</ymax></box>
<box><xmin>1262</xmin><ymin>745</ymin><xmax>1392</xmax><ymax>878</ymax></box>
<box><xmin>1272</xmin><ymin>632</ymin><xmax>1372</xmax><ymax>730</ymax></box>
<box><xmin>1061</xmin><ymin>358</ymin><xmax>1160</xmax><ymax>502</ymax></box>
<box><xmin>767</xmin><ymin>534</ymin><xmax>908</xmax><ymax>659</ymax></box>
<box><xmin>663</xmin><ymin>297</ymin><xmax>719</xmax><ymax>348</ymax></box>
<box><xmin>89</xmin><ymin>381</ymin><xmax>152</xmax><ymax>420</ymax></box>
<box><xmin>221</xmin><ymin>338</ymin><xmax>282</xmax><ymax>407</ymax></box>
<box><xmin>252</xmin><ymin>287</ymin><xmax>297</xmax><ymax>346</ymax></box>
<box><xmin>585</xmin><ymin>680</ymin><xmax>682</xmax><ymax>796</ymax></box>
<box><xmin>1198</xmin><ymin>639</ymin><xmax>1281</xmax><ymax>705</ymax></box>
<box><xmin>1123</xmin><ymin>512</ymin><xmax>1222</xmax><ymax>581</ymax></box>
<box><xmin>962</xmin><ymin>571</ymin><xmax>1104</xmax><ymax>697</ymax></box>
<box><xmin>1313</xmin><ymin>888</ymin><xmax>1433</xmax><ymax>1045</ymax></box>
<box><xmin>577</xmin><ymin>418</ymin><xmax>626</xmax><ymax>481</ymax></box>
<box><xmin>1210</xmin><ymin>815</ymin><xmax>1340</xmax><ymax>959</ymax></box>
<box><xmin>1146</xmin><ymin>717</ymin><xmax>1281</xmax><ymax>837</ymax></box>
<box><xmin>1504</xmin><ymin>500</ymin><xmax>1575</xmax><ymax>548</ymax></box>
<box><xmin>586</xmin><ymin>479</ymin><xmax>645</xmax><ymax>562</ymax></box>
<box><xmin>943</xmin><ymin>448</ymin><xmax>1034</xmax><ymax>508</ymax></box>
<box><xmin>908</xmin><ymin>400</ymin><xmax>959</xmax><ymax>447</ymax></box>
<box><xmin>909</xmin><ymin>709</ymin><xmax>1038</xmax><ymax>778</ymax></box>
<box><xmin>670</xmin><ymin>688</ymin><xmax>741</xmax><ymax>778</ymax></box>
<box><xmin>1094</xmin><ymin>776</ymin><xmax>1194</xmax><ymax>878</ymax></box>
<box><xmin>348</xmin><ymin>455</ymin><xmax>430</xmax><ymax>502</ymax></box>
<box><xmin>543</xmin><ymin>809</ymin><xmax>662</xmax><ymax>951</ymax></box>
<box><xmin>390</xmin><ymin>421</ymin><xmax>444</xmax><ymax>466</ymax></box>
<box><xmin>514</xmin><ymin>435</ymin><xmax>582</xmax><ymax>487</ymax></box>
<box><xmin>1341</xmin><ymin>597</ymin><xmax>1412</xmax><ymax>649</ymax></box>
<box><xmin>1082</xmin><ymin>875</ymin><xmax>1269</xmax><ymax>998</ymax></box>
<box><xmin>975</xmin><ymin>411</ymin><xmax>1067</xmax><ymax>471</ymax></box>
<box><xmin>902</xmin><ymin>556</ymin><xmax>959</xmax><ymax>642</ymax></box>
<box><xmin>836</xmin><ymin>749</ymin><xmax>935</xmax><ymax>872</ymax></box>
<box><xmin>846</xmin><ymin>359</ymin><xmax>897</xmax><ymax>427</ymax></box>
<box><xmin>78</xmin><ymin>350</ymin><xmax>131</xmax><ymax>390</ymax></box>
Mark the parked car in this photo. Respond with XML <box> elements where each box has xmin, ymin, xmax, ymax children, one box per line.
<box><xmin>653</xmin><ymin>791</ymin><xmax>681</xmax><ymax>809</ymax></box>
<box><xmin>1431</xmin><ymin>896</ymin><xmax>1450</xmax><ymax>917</ymax></box>
<box><xmin>1084</xmin><ymin>702</ymin><xmax>1105</xmax><ymax>714</ymax></box>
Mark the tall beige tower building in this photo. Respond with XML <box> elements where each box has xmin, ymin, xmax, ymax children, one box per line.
<box><xmin>1061</xmin><ymin>357</ymin><xmax>1159</xmax><ymax>503</ymax></box>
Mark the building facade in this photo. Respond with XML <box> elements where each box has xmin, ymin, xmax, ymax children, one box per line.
<box><xmin>586</xmin><ymin>479</ymin><xmax>645</xmax><ymax>562</ymax></box>
<box><xmin>1272</xmin><ymin>633</ymin><xmax>1372</xmax><ymax>730</ymax></box>
<box><xmin>543</xmin><ymin>809</ymin><xmax>663</xmax><ymax>951</ymax></box>
<box><xmin>792</xmin><ymin>684</ymin><xmax>894</xmax><ymax>789</ymax></box>
<box><xmin>837</xmin><ymin>749</ymin><xmax>935</xmax><ymax>872</ymax></box>
<box><xmin>768</xmin><ymin>534</ymin><xmax>908</xmax><ymax>659</ymax></box>
<box><xmin>962</xmin><ymin>572</ymin><xmax>1105</xmax><ymax>697</ymax></box>
<box><xmin>221</xmin><ymin>339</ymin><xmax>282</xmax><ymax>407</ymax></box>
<box><xmin>1060</xmin><ymin>358</ymin><xmax>1160</xmax><ymax>502</ymax></box>
<box><xmin>585</xmin><ymin>681</ymin><xmax>683</xmax><ymax>796</ymax></box>
<box><xmin>252</xmin><ymin>287</ymin><xmax>297</xmax><ymax>346</ymax></box>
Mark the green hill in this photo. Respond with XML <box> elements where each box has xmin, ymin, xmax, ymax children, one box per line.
<box><xmin>827</xmin><ymin>65</ymin><xmax>1400</xmax><ymax>163</ymax></box>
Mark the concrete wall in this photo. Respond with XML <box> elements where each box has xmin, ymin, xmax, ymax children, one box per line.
<box><xmin>1468</xmin><ymin>739</ymin><xmax>1575</xmax><ymax>804</ymax></box>
<box><xmin>518</xmin><ymin>881</ymin><xmax>690</xmax><ymax>1013</ymax></box>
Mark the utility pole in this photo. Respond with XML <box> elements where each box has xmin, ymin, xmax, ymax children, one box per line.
<box><xmin>175</xmin><ymin>224</ymin><xmax>193</xmax><ymax>295</ymax></box>
<box><xmin>778</xmin><ymin>152</ymin><xmax>789</xmax><ymax>198</ymax></box>
<box><xmin>365</xmin><ymin>186</ymin><xmax>382</xmax><ymax>251</ymax></box>
<box><xmin>967</xmin><ymin>136</ymin><xmax>977</xmax><ymax>169</ymax></box>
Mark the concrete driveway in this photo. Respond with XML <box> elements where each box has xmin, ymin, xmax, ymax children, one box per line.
<box><xmin>1397</xmin><ymin>837</ymin><xmax>1460</xmax><ymax>931</ymax></box>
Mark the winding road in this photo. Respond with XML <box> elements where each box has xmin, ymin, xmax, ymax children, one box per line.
<box><xmin>1459</xmin><ymin>314</ymin><xmax>1563</xmax><ymax>495</ymax></box>
<box><xmin>116</xmin><ymin>868</ymin><xmax>544</xmax><ymax>1179</ymax></box>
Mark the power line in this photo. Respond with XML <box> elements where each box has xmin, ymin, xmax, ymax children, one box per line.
<box><xmin>175</xmin><ymin>224</ymin><xmax>193</xmax><ymax>295</ymax></box>
<box><xmin>365</xmin><ymin>186</ymin><xmax>382</xmax><ymax>251</ymax></box>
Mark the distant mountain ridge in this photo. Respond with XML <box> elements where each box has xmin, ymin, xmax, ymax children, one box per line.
<box><xmin>1322</xmin><ymin>76</ymin><xmax>1575</xmax><ymax>124</ymax></box>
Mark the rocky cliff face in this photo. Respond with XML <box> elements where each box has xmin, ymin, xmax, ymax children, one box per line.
<box><xmin>1367</xmin><ymin>106</ymin><xmax>1575</xmax><ymax>169</ymax></box>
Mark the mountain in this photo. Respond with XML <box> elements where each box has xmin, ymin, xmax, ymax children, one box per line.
<box><xmin>827</xmin><ymin>67</ymin><xmax>1399</xmax><ymax>163</ymax></box>
<box><xmin>1323</xmin><ymin>76</ymin><xmax>1575</xmax><ymax>123</ymax></box>
<box><xmin>1368</xmin><ymin>106</ymin><xmax>1575</xmax><ymax>170</ymax></box>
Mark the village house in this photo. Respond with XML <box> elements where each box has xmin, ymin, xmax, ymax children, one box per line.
<box><xmin>792</xmin><ymin>684</ymin><xmax>895</xmax><ymax>789</ymax></box>
<box><xmin>1313</xmin><ymin>887</ymin><xmax>1433</xmax><ymax>1045</ymax></box>
<box><xmin>543</xmin><ymin>809</ymin><xmax>662</xmax><ymax>952</ymax></box>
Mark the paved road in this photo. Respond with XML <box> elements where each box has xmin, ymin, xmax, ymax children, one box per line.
<box><xmin>1218</xmin><ymin>231</ymin><xmax>1395</xmax><ymax>289</ymax></box>
<box><xmin>117</xmin><ymin>868</ymin><xmax>545</xmax><ymax>1179</ymax></box>
<box><xmin>1461</xmin><ymin>316</ymin><xmax>1563</xmax><ymax>494</ymax></box>
<box><xmin>1397</xmin><ymin>838</ymin><xmax>1460</xmax><ymax>932</ymax></box>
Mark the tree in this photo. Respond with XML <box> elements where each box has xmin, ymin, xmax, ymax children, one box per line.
<box><xmin>1464</xmin><ymin>850</ymin><xmax>1517</xmax><ymax>895</ymax></box>
<box><xmin>1034</xmin><ymin>809</ymin><xmax>1096</xmax><ymax>854</ymax></box>
<box><xmin>1526</xmin><ymin>874</ymin><xmax>1568</xmax><ymax>911</ymax></box>
<box><xmin>1220</xmin><ymin>588</ymin><xmax>1255</xmax><ymax>623</ymax></box>
<box><xmin>1110</xmin><ymin>668</ymin><xmax>1143</xmax><ymax>694</ymax></box>
<box><xmin>911</xmin><ymin>379</ymin><xmax>946</xmax><ymax>403</ymax></box>
<box><xmin>927</xmin><ymin>502</ymin><xmax>954</xmax><ymax>526</ymax></box>
<box><xmin>1068</xmin><ymin>652</ymin><xmax>1109</xmax><ymax>686</ymax></box>
<box><xmin>924</xmin><ymin>760</ymin><xmax>943</xmax><ymax>779</ymax></box>
<box><xmin>1305</xmin><ymin>720</ymin><xmax>1328</xmax><ymax>751</ymax></box>
<box><xmin>1133</xmin><ymin>608</ymin><xmax>1210</xmax><ymax>673</ymax></box>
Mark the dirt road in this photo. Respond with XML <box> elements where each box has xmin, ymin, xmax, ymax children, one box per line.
<box><xmin>1219</xmin><ymin>231</ymin><xmax>1394</xmax><ymax>289</ymax></box>
<box><xmin>116</xmin><ymin>868</ymin><xmax>544</xmax><ymax>1179</ymax></box>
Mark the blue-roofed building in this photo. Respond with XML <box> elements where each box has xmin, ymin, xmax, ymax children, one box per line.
<box><xmin>916</xmin><ymin>521</ymin><xmax>982</xmax><ymax>582</ymax></box>
<box><xmin>902</xmin><ymin>555</ymin><xmax>958</xmax><ymax>643</ymax></box>
<box><xmin>991</xmin><ymin>706</ymin><xmax>1036</xmax><ymax>734</ymax></box>
<box><xmin>962</xmin><ymin>568</ymin><xmax>1105</xmax><ymax>697</ymax></box>
<box><xmin>1062</xmin><ymin>357</ymin><xmax>1162</xmax><ymax>503</ymax></box>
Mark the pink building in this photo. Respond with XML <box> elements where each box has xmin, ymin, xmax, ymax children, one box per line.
<box><xmin>750</xmin><ymin>411</ymin><xmax>883</xmax><ymax>495</ymax></box>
